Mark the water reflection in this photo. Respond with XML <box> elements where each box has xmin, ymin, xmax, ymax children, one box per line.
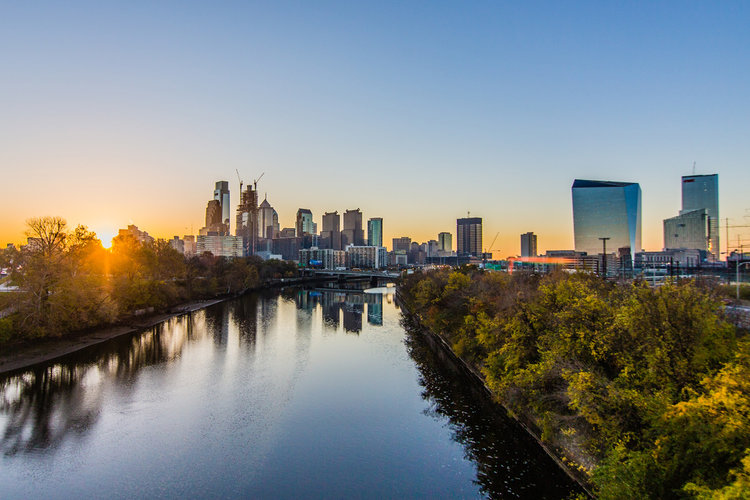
<box><xmin>0</xmin><ymin>312</ymin><xmax>206</xmax><ymax>457</ymax></box>
<box><xmin>401</xmin><ymin>313</ymin><xmax>580</xmax><ymax>499</ymax></box>
<box><xmin>0</xmin><ymin>286</ymin><xmax>578</xmax><ymax>499</ymax></box>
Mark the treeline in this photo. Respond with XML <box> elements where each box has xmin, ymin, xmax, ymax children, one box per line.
<box><xmin>0</xmin><ymin>217</ymin><xmax>296</xmax><ymax>343</ymax></box>
<box><xmin>400</xmin><ymin>268</ymin><xmax>749</xmax><ymax>499</ymax></box>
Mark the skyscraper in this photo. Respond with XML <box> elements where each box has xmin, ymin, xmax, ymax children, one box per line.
<box><xmin>572</xmin><ymin>179</ymin><xmax>641</xmax><ymax>257</ymax></box>
<box><xmin>438</xmin><ymin>232</ymin><xmax>452</xmax><ymax>253</ymax></box>
<box><xmin>457</xmin><ymin>217</ymin><xmax>482</xmax><ymax>257</ymax></box>
<box><xmin>664</xmin><ymin>209</ymin><xmax>709</xmax><ymax>252</ymax></box>
<box><xmin>257</xmin><ymin>196</ymin><xmax>279</xmax><ymax>239</ymax></box>
<box><xmin>367</xmin><ymin>217</ymin><xmax>383</xmax><ymax>247</ymax></box>
<box><xmin>296</xmin><ymin>209</ymin><xmax>314</xmax><ymax>237</ymax></box>
<box><xmin>213</xmin><ymin>181</ymin><xmax>230</xmax><ymax>231</ymax></box>
<box><xmin>681</xmin><ymin>174</ymin><xmax>719</xmax><ymax>259</ymax></box>
<box><xmin>342</xmin><ymin>209</ymin><xmax>364</xmax><ymax>247</ymax></box>
<box><xmin>236</xmin><ymin>185</ymin><xmax>258</xmax><ymax>255</ymax></box>
<box><xmin>321</xmin><ymin>211</ymin><xmax>341</xmax><ymax>250</ymax></box>
<box><xmin>521</xmin><ymin>232</ymin><xmax>537</xmax><ymax>257</ymax></box>
<box><xmin>392</xmin><ymin>237</ymin><xmax>411</xmax><ymax>253</ymax></box>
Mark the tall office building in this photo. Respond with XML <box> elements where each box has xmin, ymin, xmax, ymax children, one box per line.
<box><xmin>457</xmin><ymin>217</ymin><xmax>482</xmax><ymax>257</ymax></box>
<box><xmin>296</xmin><ymin>209</ymin><xmax>314</xmax><ymax>237</ymax></box>
<box><xmin>681</xmin><ymin>174</ymin><xmax>719</xmax><ymax>260</ymax></box>
<box><xmin>205</xmin><ymin>200</ymin><xmax>222</xmax><ymax>228</ymax></box>
<box><xmin>572</xmin><ymin>179</ymin><xmax>641</xmax><ymax>257</ymax></box>
<box><xmin>257</xmin><ymin>196</ymin><xmax>279</xmax><ymax>239</ymax></box>
<box><xmin>438</xmin><ymin>232</ymin><xmax>452</xmax><ymax>253</ymax></box>
<box><xmin>213</xmin><ymin>181</ymin><xmax>230</xmax><ymax>231</ymax></box>
<box><xmin>236</xmin><ymin>185</ymin><xmax>258</xmax><ymax>255</ymax></box>
<box><xmin>367</xmin><ymin>218</ymin><xmax>383</xmax><ymax>247</ymax></box>
<box><xmin>521</xmin><ymin>232</ymin><xmax>537</xmax><ymax>257</ymax></box>
<box><xmin>664</xmin><ymin>209</ymin><xmax>709</xmax><ymax>252</ymax></box>
<box><xmin>392</xmin><ymin>237</ymin><xmax>411</xmax><ymax>253</ymax></box>
<box><xmin>342</xmin><ymin>209</ymin><xmax>365</xmax><ymax>247</ymax></box>
<box><xmin>321</xmin><ymin>211</ymin><xmax>341</xmax><ymax>250</ymax></box>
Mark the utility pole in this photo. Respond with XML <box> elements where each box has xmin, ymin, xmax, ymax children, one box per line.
<box><xmin>599</xmin><ymin>237</ymin><xmax>610</xmax><ymax>278</ymax></box>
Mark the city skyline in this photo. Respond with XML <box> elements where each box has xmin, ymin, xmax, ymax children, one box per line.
<box><xmin>2</xmin><ymin>3</ymin><xmax>749</xmax><ymax>256</ymax></box>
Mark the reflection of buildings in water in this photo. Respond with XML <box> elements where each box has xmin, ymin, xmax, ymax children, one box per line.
<box><xmin>343</xmin><ymin>303</ymin><xmax>363</xmax><ymax>333</ymax></box>
<box><xmin>317</xmin><ymin>290</ymin><xmax>348</xmax><ymax>331</ymax></box>
<box><xmin>367</xmin><ymin>295</ymin><xmax>383</xmax><ymax>326</ymax></box>
<box><xmin>295</xmin><ymin>291</ymin><xmax>315</xmax><ymax>333</ymax></box>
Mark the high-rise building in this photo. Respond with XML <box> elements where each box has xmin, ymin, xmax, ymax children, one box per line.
<box><xmin>392</xmin><ymin>237</ymin><xmax>411</xmax><ymax>253</ymax></box>
<box><xmin>681</xmin><ymin>174</ymin><xmax>719</xmax><ymax>259</ymax></box>
<box><xmin>257</xmin><ymin>196</ymin><xmax>279</xmax><ymax>239</ymax></box>
<box><xmin>438</xmin><ymin>232</ymin><xmax>452</xmax><ymax>253</ymax></box>
<box><xmin>367</xmin><ymin>218</ymin><xmax>383</xmax><ymax>247</ymax></box>
<box><xmin>321</xmin><ymin>211</ymin><xmax>341</xmax><ymax>250</ymax></box>
<box><xmin>342</xmin><ymin>209</ymin><xmax>364</xmax><ymax>247</ymax></box>
<box><xmin>235</xmin><ymin>185</ymin><xmax>258</xmax><ymax>255</ymax></box>
<box><xmin>213</xmin><ymin>181</ymin><xmax>230</xmax><ymax>231</ymax></box>
<box><xmin>457</xmin><ymin>217</ymin><xmax>482</xmax><ymax>257</ymax></box>
<box><xmin>521</xmin><ymin>232</ymin><xmax>537</xmax><ymax>257</ymax></box>
<box><xmin>572</xmin><ymin>180</ymin><xmax>642</xmax><ymax>257</ymax></box>
<box><xmin>664</xmin><ymin>209</ymin><xmax>709</xmax><ymax>252</ymax></box>
<box><xmin>201</xmin><ymin>199</ymin><xmax>228</xmax><ymax>235</ymax></box>
<box><xmin>296</xmin><ymin>209</ymin><xmax>314</xmax><ymax>237</ymax></box>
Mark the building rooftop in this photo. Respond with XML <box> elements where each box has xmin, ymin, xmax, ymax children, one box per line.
<box><xmin>572</xmin><ymin>179</ymin><xmax>637</xmax><ymax>188</ymax></box>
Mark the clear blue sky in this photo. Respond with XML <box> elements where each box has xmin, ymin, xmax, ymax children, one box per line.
<box><xmin>2</xmin><ymin>1</ymin><xmax>749</xmax><ymax>256</ymax></box>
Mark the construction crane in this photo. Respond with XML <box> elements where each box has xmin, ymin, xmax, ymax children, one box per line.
<box><xmin>483</xmin><ymin>232</ymin><xmax>500</xmax><ymax>265</ymax></box>
<box><xmin>236</xmin><ymin>169</ymin><xmax>243</xmax><ymax>193</ymax></box>
<box><xmin>254</xmin><ymin>172</ymin><xmax>265</xmax><ymax>191</ymax></box>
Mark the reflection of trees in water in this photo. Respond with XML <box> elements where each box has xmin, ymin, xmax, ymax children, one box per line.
<box><xmin>1</xmin><ymin>364</ymin><xmax>101</xmax><ymax>456</ymax></box>
<box><xmin>401</xmin><ymin>316</ymin><xmax>580</xmax><ymax>499</ymax></box>
<box><xmin>0</xmin><ymin>314</ymin><xmax>197</xmax><ymax>456</ymax></box>
<box><xmin>227</xmin><ymin>294</ymin><xmax>259</xmax><ymax>348</ymax></box>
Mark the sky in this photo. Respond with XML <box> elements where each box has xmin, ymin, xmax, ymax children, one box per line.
<box><xmin>1</xmin><ymin>1</ymin><xmax>749</xmax><ymax>257</ymax></box>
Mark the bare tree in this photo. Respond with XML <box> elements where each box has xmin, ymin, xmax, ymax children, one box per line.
<box><xmin>25</xmin><ymin>216</ymin><xmax>67</xmax><ymax>257</ymax></box>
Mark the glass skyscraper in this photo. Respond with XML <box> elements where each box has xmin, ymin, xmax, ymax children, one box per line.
<box><xmin>213</xmin><ymin>181</ymin><xmax>230</xmax><ymax>230</ymax></box>
<box><xmin>681</xmin><ymin>174</ymin><xmax>719</xmax><ymax>259</ymax></box>
<box><xmin>367</xmin><ymin>217</ymin><xmax>383</xmax><ymax>247</ymax></box>
<box><xmin>572</xmin><ymin>180</ymin><xmax>641</xmax><ymax>257</ymax></box>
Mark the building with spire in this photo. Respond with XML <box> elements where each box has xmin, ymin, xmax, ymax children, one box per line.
<box><xmin>257</xmin><ymin>195</ymin><xmax>279</xmax><ymax>239</ymax></box>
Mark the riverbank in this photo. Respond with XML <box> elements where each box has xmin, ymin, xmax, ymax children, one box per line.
<box><xmin>0</xmin><ymin>298</ymin><xmax>225</xmax><ymax>376</ymax></box>
<box><xmin>0</xmin><ymin>274</ymin><xmax>392</xmax><ymax>376</ymax></box>
<box><xmin>395</xmin><ymin>289</ymin><xmax>595</xmax><ymax>497</ymax></box>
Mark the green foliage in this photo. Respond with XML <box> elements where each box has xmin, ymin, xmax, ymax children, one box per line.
<box><xmin>400</xmin><ymin>269</ymin><xmax>746</xmax><ymax>497</ymax></box>
<box><xmin>5</xmin><ymin>216</ymin><xmax>296</xmax><ymax>344</ymax></box>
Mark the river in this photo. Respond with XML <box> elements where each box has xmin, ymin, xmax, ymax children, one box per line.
<box><xmin>0</xmin><ymin>286</ymin><xmax>580</xmax><ymax>498</ymax></box>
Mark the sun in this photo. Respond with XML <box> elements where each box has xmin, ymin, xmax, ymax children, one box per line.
<box><xmin>92</xmin><ymin>227</ymin><xmax>117</xmax><ymax>249</ymax></box>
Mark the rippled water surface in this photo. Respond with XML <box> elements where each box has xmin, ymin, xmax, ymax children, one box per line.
<box><xmin>0</xmin><ymin>287</ymin><xmax>579</xmax><ymax>498</ymax></box>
